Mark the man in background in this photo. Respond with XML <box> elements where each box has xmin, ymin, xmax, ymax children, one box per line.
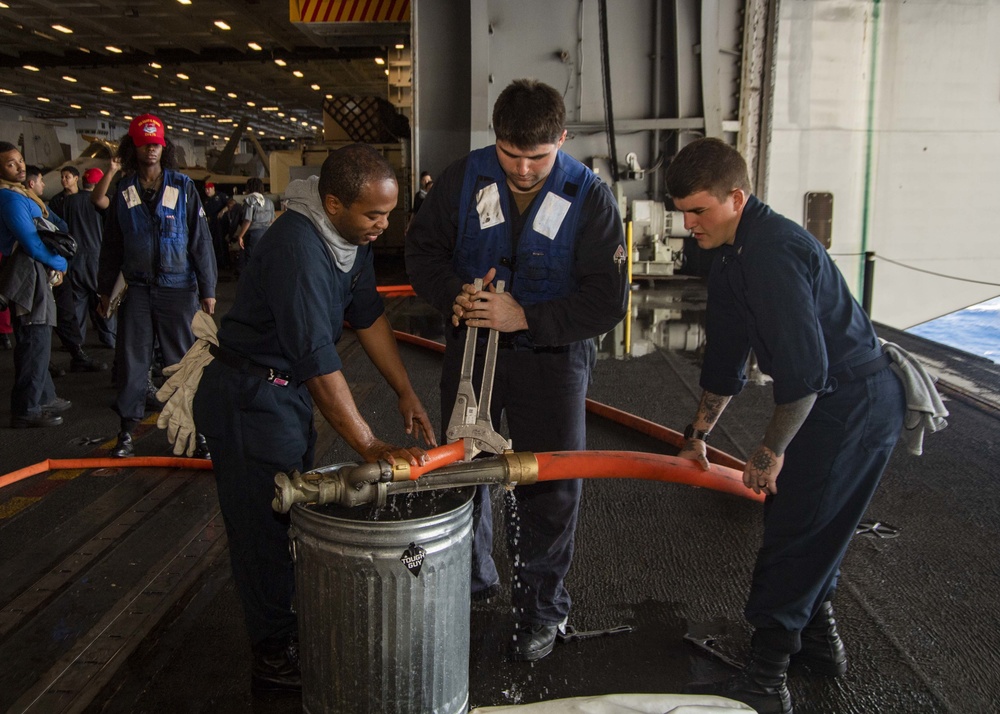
<box><xmin>24</xmin><ymin>165</ymin><xmax>107</xmax><ymax>374</ymax></box>
<box><xmin>47</xmin><ymin>165</ymin><xmax>79</xmax><ymax>218</ymax></box>
<box><xmin>62</xmin><ymin>167</ymin><xmax>116</xmax><ymax>352</ymax></box>
<box><xmin>0</xmin><ymin>143</ymin><xmax>71</xmax><ymax>428</ymax></box>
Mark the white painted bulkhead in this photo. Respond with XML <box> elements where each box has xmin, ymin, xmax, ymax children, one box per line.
<box><xmin>414</xmin><ymin>0</ymin><xmax>1000</xmax><ymax>330</ymax></box>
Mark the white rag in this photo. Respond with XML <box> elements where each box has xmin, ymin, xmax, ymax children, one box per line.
<box><xmin>881</xmin><ymin>340</ymin><xmax>949</xmax><ymax>456</ymax></box>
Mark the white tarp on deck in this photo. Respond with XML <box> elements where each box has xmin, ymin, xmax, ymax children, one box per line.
<box><xmin>472</xmin><ymin>692</ymin><xmax>755</xmax><ymax>713</ymax></box>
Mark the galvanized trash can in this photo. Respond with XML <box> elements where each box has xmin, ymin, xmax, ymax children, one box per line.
<box><xmin>290</xmin><ymin>485</ymin><xmax>474</xmax><ymax>714</ymax></box>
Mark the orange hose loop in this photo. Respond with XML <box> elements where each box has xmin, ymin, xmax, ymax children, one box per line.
<box><xmin>407</xmin><ymin>441</ymin><xmax>466</xmax><ymax>480</ymax></box>
<box><xmin>0</xmin><ymin>456</ymin><xmax>213</xmax><ymax>491</ymax></box>
<box><xmin>584</xmin><ymin>399</ymin><xmax>746</xmax><ymax>471</ymax></box>
<box><xmin>533</xmin><ymin>450</ymin><xmax>763</xmax><ymax>503</ymax></box>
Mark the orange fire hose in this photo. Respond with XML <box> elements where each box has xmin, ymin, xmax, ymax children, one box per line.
<box><xmin>533</xmin><ymin>450</ymin><xmax>762</xmax><ymax>502</ymax></box>
<box><xmin>0</xmin><ymin>456</ymin><xmax>213</xmax><ymax>491</ymax></box>
<box><xmin>407</xmin><ymin>440</ymin><xmax>465</xmax><ymax>479</ymax></box>
<box><xmin>392</xmin><ymin>328</ymin><xmax>747</xmax><ymax>473</ymax></box>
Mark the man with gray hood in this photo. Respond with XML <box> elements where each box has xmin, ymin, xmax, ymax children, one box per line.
<box><xmin>192</xmin><ymin>144</ymin><xmax>437</xmax><ymax>698</ymax></box>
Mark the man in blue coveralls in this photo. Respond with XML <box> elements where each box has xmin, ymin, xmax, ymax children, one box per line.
<box><xmin>668</xmin><ymin>138</ymin><xmax>905</xmax><ymax>714</ymax></box>
<box><xmin>406</xmin><ymin>79</ymin><xmax>629</xmax><ymax>661</ymax></box>
<box><xmin>194</xmin><ymin>144</ymin><xmax>437</xmax><ymax>697</ymax></box>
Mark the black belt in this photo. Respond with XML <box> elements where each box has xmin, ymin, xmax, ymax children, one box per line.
<box><xmin>209</xmin><ymin>344</ymin><xmax>292</xmax><ymax>387</ymax></box>
<box><xmin>496</xmin><ymin>334</ymin><xmax>570</xmax><ymax>353</ymax></box>
<box><xmin>831</xmin><ymin>351</ymin><xmax>892</xmax><ymax>384</ymax></box>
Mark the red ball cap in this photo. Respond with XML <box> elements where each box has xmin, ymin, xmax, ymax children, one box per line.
<box><xmin>129</xmin><ymin>114</ymin><xmax>166</xmax><ymax>147</ymax></box>
<box><xmin>83</xmin><ymin>167</ymin><xmax>104</xmax><ymax>185</ymax></box>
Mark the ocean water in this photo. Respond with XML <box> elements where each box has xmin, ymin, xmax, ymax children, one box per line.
<box><xmin>907</xmin><ymin>296</ymin><xmax>1000</xmax><ymax>365</ymax></box>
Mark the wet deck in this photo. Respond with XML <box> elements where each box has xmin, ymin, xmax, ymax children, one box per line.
<box><xmin>1</xmin><ymin>261</ymin><xmax>998</xmax><ymax>713</ymax></box>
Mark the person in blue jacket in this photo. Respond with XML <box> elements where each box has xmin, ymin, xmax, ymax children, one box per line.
<box><xmin>0</xmin><ymin>142</ymin><xmax>72</xmax><ymax>428</ymax></box>
<box><xmin>194</xmin><ymin>144</ymin><xmax>436</xmax><ymax>697</ymax></box>
<box><xmin>668</xmin><ymin>138</ymin><xmax>905</xmax><ymax>714</ymax></box>
<box><xmin>97</xmin><ymin>114</ymin><xmax>217</xmax><ymax>458</ymax></box>
<box><xmin>406</xmin><ymin>79</ymin><xmax>629</xmax><ymax>662</ymax></box>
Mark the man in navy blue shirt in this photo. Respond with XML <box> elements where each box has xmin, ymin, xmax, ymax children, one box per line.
<box><xmin>194</xmin><ymin>144</ymin><xmax>436</xmax><ymax>698</ymax></box>
<box><xmin>667</xmin><ymin>138</ymin><xmax>905</xmax><ymax>714</ymax></box>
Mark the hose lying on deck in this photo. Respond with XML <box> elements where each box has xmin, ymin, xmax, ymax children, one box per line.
<box><xmin>0</xmin><ymin>456</ymin><xmax>214</xmax><ymax>491</ymax></box>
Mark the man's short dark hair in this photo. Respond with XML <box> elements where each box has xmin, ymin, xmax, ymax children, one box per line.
<box><xmin>318</xmin><ymin>143</ymin><xmax>395</xmax><ymax>208</ymax></box>
<box><xmin>24</xmin><ymin>165</ymin><xmax>43</xmax><ymax>184</ymax></box>
<box><xmin>0</xmin><ymin>141</ymin><xmax>18</xmax><ymax>154</ymax></box>
<box><xmin>60</xmin><ymin>165</ymin><xmax>80</xmax><ymax>178</ymax></box>
<box><xmin>246</xmin><ymin>177</ymin><xmax>264</xmax><ymax>194</ymax></box>
<box><xmin>492</xmin><ymin>79</ymin><xmax>566</xmax><ymax>148</ymax></box>
<box><xmin>664</xmin><ymin>137</ymin><xmax>752</xmax><ymax>201</ymax></box>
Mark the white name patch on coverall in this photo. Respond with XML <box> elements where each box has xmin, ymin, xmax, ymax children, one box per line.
<box><xmin>532</xmin><ymin>193</ymin><xmax>571</xmax><ymax>240</ymax></box>
<box><xmin>161</xmin><ymin>185</ymin><xmax>179</xmax><ymax>210</ymax></box>
<box><xmin>476</xmin><ymin>183</ymin><xmax>505</xmax><ymax>229</ymax></box>
<box><xmin>124</xmin><ymin>185</ymin><xmax>141</xmax><ymax>209</ymax></box>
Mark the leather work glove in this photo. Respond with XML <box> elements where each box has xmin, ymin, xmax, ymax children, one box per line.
<box><xmin>156</xmin><ymin>311</ymin><xmax>219</xmax><ymax>456</ymax></box>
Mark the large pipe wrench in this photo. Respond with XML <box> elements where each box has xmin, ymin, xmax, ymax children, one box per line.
<box><xmin>446</xmin><ymin>278</ymin><xmax>513</xmax><ymax>461</ymax></box>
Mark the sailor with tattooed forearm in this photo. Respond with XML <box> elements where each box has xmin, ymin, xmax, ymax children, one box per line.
<box><xmin>666</xmin><ymin>138</ymin><xmax>905</xmax><ymax>714</ymax></box>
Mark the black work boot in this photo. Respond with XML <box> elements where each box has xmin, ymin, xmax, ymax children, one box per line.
<box><xmin>793</xmin><ymin>600</ymin><xmax>848</xmax><ymax>676</ymax></box>
<box><xmin>193</xmin><ymin>433</ymin><xmax>211</xmax><ymax>460</ymax></box>
<box><xmin>111</xmin><ymin>420</ymin><xmax>139</xmax><ymax>458</ymax></box>
<box><xmin>686</xmin><ymin>635</ymin><xmax>793</xmax><ymax>714</ymax></box>
<box><xmin>251</xmin><ymin>635</ymin><xmax>301</xmax><ymax>697</ymax></box>
<box><xmin>509</xmin><ymin>621</ymin><xmax>561</xmax><ymax>662</ymax></box>
<box><xmin>111</xmin><ymin>431</ymin><xmax>134</xmax><ymax>458</ymax></box>
<box><xmin>70</xmin><ymin>348</ymin><xmax>109</xmax><ymax>373</ymax></box>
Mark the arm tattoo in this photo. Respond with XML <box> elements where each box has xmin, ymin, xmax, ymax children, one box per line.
<box><xmin>749</xmin><ymin>448</ymin><xmax>775</xmax><ymax>476</ymax></box>
<box><xmin>761</xmin><ymin>393</ymin><xmax>817</xmax><ymax>456</ymax></box>
<box><xmin>695</xmin><ymin>391</ymin><xmax>731</xmax><ymax>430</ymax></box>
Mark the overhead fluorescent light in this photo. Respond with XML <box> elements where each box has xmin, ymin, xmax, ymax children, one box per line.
<box><xmin>132</xmin><ymin>94</ymin><xmax>152</xmax><ymax>100</ymax></box>
<box><xmin>150</xmin><ymin>62</ymin><xmax>162</xmax><ymax>69</ymax></box>
<box><xmin>51</xmin><ymin>24</ymin><xmax>73</xmax><ymax>34</ymax></box>
<box><xmin>248</xmin><ymin>42</ymin><xmax>262</xmax><ymax>51</ymax></box>
<box><xmin>227</xmin><ymin>92</ymin><xmax>237</xmax><ymax>98</ymax></box>
<box><xmin>310</xmin><ymin>84</ymin><xmax>320</xmax><ymax>91</ymax></box>
<box><xmin>205</xmin><ymin>85</ymin><xmax>216</xmax><ymax>91</ymax></box>
<box><xmin>179</xmin><ymin>108</ymin><xmax>197</xmax><ymax>113</ymax></box>
<box><xmin>246</xmin><ymin>101</ymin><xmax>256</xmax><ymax>107</ymax></box>
<box><xmin>23</xmin><ymin>65</ymin><xmax>40</xmax><ymax>72</ymax></box>
<box><xmin>100</xmin><ymin>110</ymin><xmax>110</xmax><ymax>116</ymax></box>
<box><xmin>395</xmin><ymin>44</ymin><xmax>404</xmax><ymax>49</ymax></box>
<box><xmin>37</xmin><ymin>96</ymin><xmax>50</xmax><ymax>102</ymax></box>
<box><xmin>106</xmin><ymin>45</ymin><xmax>123</xmax><ymax>53</ymax></box>
<box><xmin>62</xmin><ymin>75</ymin><xmax>77</xmax><ymax>82</ymax></box>
<box><xmin>158</xmin><ymin>102</ymin><xmax>177</xmax><ymax>107</ymax></box>
<box><xmin>375</xmin><ymin>57</ymin><xmax>385</xmax><ymax>65</ymax></box>
<box><xmin>70</xmin><ymin>103</ymin><xmax>82</xmax><ymax>109</ymax></box>
<box><xmin>292</xmin><ymin>70</ymin><xmax>303</xmax><ymax>78</ymax></box>
<box><xmin>274</xmin><ymin>59</ymin><xmax>286</xmax><ymax>67</ymax></box>
<box><xmin>101</xmin><ymin>86</ymin><xmax>115</xmax><ymax>93</ymax></box>
<box><xmin>214</xmin><ymin>20</ymin><xmax>230</xmax><ymax>30</ymax></box>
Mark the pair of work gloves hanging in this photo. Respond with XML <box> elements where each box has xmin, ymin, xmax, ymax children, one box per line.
<box><xmin>155</xmin><ymin>311</ymin><xmax>218</xmax><ymax>456</ymax></box>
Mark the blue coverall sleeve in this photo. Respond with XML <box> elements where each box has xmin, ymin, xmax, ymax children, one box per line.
<box><xmin>743</xmin><ymin>237</ymin><xmax>829</xmax><ymax>404</ymax></box>
<box><xmin>0</xmin><ymin>194</ymin><xmax>68</xmax><ymax>272</ymax></box>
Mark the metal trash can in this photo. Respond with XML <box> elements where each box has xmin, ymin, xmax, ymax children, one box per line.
<box><xmin>290</xmin><ymin>484</ymin><xmax>474</xmax><ymax>714</ymax></box>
